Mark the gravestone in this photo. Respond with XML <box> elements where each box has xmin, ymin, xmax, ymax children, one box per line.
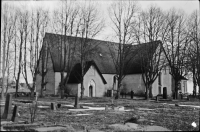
<box><xmin>2</xmin><ymin>94</ymin><xmax>12</xmax><ymax>119</ymax></box>
<box><xmin>11</xmin><ymin>105</ymin><xmax>18</xmax><ymax>122</ymax></box>
<box><xmin>187</xmin><ymin>96</ymin><xmax>190</xmax><ymax>101</ymax></box>
<box><xmin>163</xmin><ymin>87</ymin><xmax>167</xmax><ymax>99</ymax></box>
<box><xmin>74</xmin><ymin>95</ymin><xmax>80</xmax><ymax>108</ymax></box>
<box><xmin>156</xmin><ymin>96</ymin><xmax>159</xmax><ymax>102</ymax></box>
<box><xmin>57</xmin><ymin>104</ymin><xmax>61</xmax><ymax>108</ymax></box>
<box><xmin>105</xmin><ymin>105</ymin><xmax>108</xmax><ymax>111</ymax></box>
<box><xmin>50</xmin><ymin>103</ymin><xmax>56</xmax><ymax>110</ymax></box>
<box><xmin>175</xmin><ymin>104</ymin><xmax>179</xmax><ymax>107</ymax></box>
<box><xmin>130</xmin><ymin>91</ymin><xmax>134</xmax><ymax>99</ymax></box>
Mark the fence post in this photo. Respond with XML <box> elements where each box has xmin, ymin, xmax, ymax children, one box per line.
<box><xmin>51</xmin><ymin>102</ymin><xmax>56</xmax><ymax>110</ymax></box>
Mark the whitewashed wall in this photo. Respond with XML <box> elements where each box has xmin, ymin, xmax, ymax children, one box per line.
<box><xmin>102</xmin><ymin>74</ymin><xmax>115</xmax><ymax>90</ymax></box>
<box><xmin>54</xmin><ymin>72</ymin><xmax>67</xmax><ymax>95</ymax></box>
<box><xmin>78</xmin><ymin>65</ymin><xmax>106</xmax><ymax>97</ymax></box>
<box><xmin>152</xmin><ymin>68</ymin><xmax>173</xmax><ymax>97</ymax></box>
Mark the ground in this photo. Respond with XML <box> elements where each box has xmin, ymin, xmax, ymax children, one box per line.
<box><xmin>1</xmin><ymin>96</ymin><xmax>200</xmax><ymax>131</ymax></box>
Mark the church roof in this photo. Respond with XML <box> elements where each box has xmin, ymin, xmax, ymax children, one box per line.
<box><xmin>43</xmin><ymin>32</ymin><xmax>161</xmax><ymax>75</ymax></box>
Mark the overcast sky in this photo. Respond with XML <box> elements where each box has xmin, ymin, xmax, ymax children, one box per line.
<box><xmin>2</xmin><ymin>0</ymin><xmax>199</xmax><ymax>83</ymax></box>
<box><xmin>3</xmin><ymin>0</ymin><xmax>199</xmax><ymax>39</ymax></box>
<box><xmin>3</xmin><ymin>0</ymin><xmax>199</xmax><ymax>13</ymax></box>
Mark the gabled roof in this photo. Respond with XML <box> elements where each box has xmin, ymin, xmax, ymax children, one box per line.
<box><xmin>43</xmin><ymin>32</ymin><xmax>161</xmax><ymax>74</ymax></box>
<box><xmin>68</xmin><ymin>61</ymin><xmax>107</xmax><ymax>84</ymax></box>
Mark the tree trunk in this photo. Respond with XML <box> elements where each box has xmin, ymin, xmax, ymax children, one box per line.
<box><xmin>5</xmin><ymin>76</ymin><xmax>9</xmax><ymax>95</ymax></box>
<box><xmin>116</xmin><ymin>79</ymin><xmax>121</xmax><ymax>99</ymax></box>
<box><xmin>197</xmin><ymin>80</ymin><xmax>200</xmax><ymax>95</ymax></box>
<box><xmin>145</xmin><ymin>86</ymin><xmax>149</xmax><ymax>100</ymax></box>
<box><xmin>30</xmin><ymin>88</ymin><xmax>35</xmax><ymax>100</ymax></box>
<box><xmin>149</xmin><ymin>84</ymin><xmax>153</xmax><ymax>98</ymax></box>
<box><xmin>40</xmin><ymin>78</ymin><xmax>44</xmax><ymax>98</ymax></box>
<box><xmin>1</xmin><ymin>76</ymin><xmax>5</xmax><ymax>100</ymax></box>
<box><xmin>174</xmin><ymin>80</ymin><xmax>179</xmax><ymax>99</ymax></box>
<box><xmin>193</xmin><ymin>75</ymin><xmax>197</xmax><ymax>97</ymax></box>
<box><xmin>60</xmin><ymin>72</ymin><xmax>64</xmax><ymax>99</ymax></box>
<box><xmin>16</xmin><ymin>33</ymin><xmax>23</xmax><ymax>98</ymax></box>
<box><xmin>1</xmin><ymin>40</ymin><xmax>6</xmax><ymax>100</ymax></box>
<box><xmin>193</xmin><ymin>83</ymin><xmax>197</xmax><ymax>97</ymax></box>
<box><xmin>80</xmin><ymin>81</ymin><xmax>84</xmax><ymax>99</ymax></box>
<box><xmin>80</xmin><ymin>58</ymin><xmax>84</xmax><ymax>99</ymax></box>
<box><xmin>40</xmin><ymin>87</ymin><xmax>43</xmax><ymax>98</ymax></box>
<box><xmin>15</xmin><ymin>78</ymin><xmax>20</xmax><ymax>98</ymax></box>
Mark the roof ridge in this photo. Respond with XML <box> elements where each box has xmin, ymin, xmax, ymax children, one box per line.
<box><xmin>45</xmin><ymin>32</ymin><xmax>119</xmax><ymax>45</ymax></box>
<box><xmin>45</xmin><ymin>32</ymin><xmax>162</xmax><ymax>46</ymax></box>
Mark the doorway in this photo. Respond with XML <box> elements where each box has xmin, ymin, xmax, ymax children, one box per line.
<box><xmin>89</xmin><ymin>85</ymin><xmax>93</xmax><ymax>97</ymax></box>
<box><xmin>88</xmin><ymin>80</ymin><xmax>95</xmax><ymax>97</ymax></box>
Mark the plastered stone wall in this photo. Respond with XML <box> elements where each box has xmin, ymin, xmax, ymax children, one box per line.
<box><xmin>54</xmin><ymin>72</ymin><xmax>67</xmax><ymax>95</ymax></box>
<box><xmin>152</xmin><ymin>68</ymin><xmax>173</xmax><ymax>97</ymax></box>
<box><xmin>78</xmin><ymin>65</ymin><xmax>106</xmax><ymax>97</ymax></box>
<box><xmin>66</xmin><ymin>83</ymin><xmax>78</xmax><ymax>95</ymax></box>
<box><xmin>122</xmin><ymin>74</ymin><xmax>145</xmax><ymax>95</ymax></box>
<box><xmin>36</xmin><ymin>49</ymin><xmax>55</xmax><ymax>96</ymax></box>
<box><xmin>102</xmin><ymin>74</ymin><xmax>115</xmax><ymax>90</ymax></box>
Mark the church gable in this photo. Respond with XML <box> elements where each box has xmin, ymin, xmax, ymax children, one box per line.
<box><xmin>67</xmin><ymin>61</ymin><xmax>107</xmax><ymax>84</ymax></box>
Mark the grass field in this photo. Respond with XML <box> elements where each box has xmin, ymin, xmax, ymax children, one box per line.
<box><xmin>1</xmin><ymin>96</ymin><xmax>200</xmax><ymax>131</ymax></box>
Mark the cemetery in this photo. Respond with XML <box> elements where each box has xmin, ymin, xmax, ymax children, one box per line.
<box><xmin>0</xmin><ymin>93</ymin><xmax>199</xmax><ymax>131</ymax></box>
<box><xmin>1</xmin><ymin>1</ymin><xmax>200</xmax><ymax>131</ymax></box>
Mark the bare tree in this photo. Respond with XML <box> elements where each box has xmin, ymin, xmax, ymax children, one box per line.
<box><xmin>75</xmin><ymin>2</ymin><xmax>105</xmax><ymax>98</ymax></box>
<box><xmin>132</xmin><ymin>5</ymin><xmax>166</xmax><ymax>99</ymax></box>
<box><xmin>13</xmin><ymin>18</ymin><xmax>18</xmax><ymax>92</ymax></box>
<box><xmin>1</xmin><ymin>4</ymin><xmax>17</xmax><ymax>99</ymax></box>
<box><xmin>14</xmin><ymin>9</ymin><xmax>30</xmax><ymax>97</ymax></box>
<box><xmin>51</xmin><ymin>0</ymin><xmax>81</xmax><ymax>98</ymax></box>
<box><xmin>1</xmin><ymin>4</ymin><xmax>8</xmax><ymax>100</ymax></box>
<box><xmin>186</xmin><ymin>10</ymin><xmax>200</xmax><ymax>96</ymax></box>
<box><xmin>22</xmin><ymin>8</ymin><xmax>49</xmax><ymax>98</ymax></box>
<box><xmin>40</xmin><ymin>40</ymin><xmax>49</xmax><ymax>97</ymax></box>
<box><xmin>162</xmin><ymin>9</ymin><xmax>189</xmax><ymax>99</ymax></box>
<box><xmin>108</xmin><ymin>0</ymin><xmax>138</xmax><ymax>99</ymax></box>
<box><xmin>5</xmin><ymin>60</ymin><xmax>13</xmax><ymax>95</ymax></box>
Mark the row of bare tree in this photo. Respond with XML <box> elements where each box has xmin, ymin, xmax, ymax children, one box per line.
<box><xmin>1</xmin><ymin>4</ymin><xmax>49</xmax><ymax>100</ymax></box>
<box><xmin>1</xmin><ymin>1</ymin><xmax>199</xmax><ymax>100</ymax></box>
<box><xmin>108</xmin><ymin>1</ymin><xmax>199</xmax><ymax>99</ymax></box>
